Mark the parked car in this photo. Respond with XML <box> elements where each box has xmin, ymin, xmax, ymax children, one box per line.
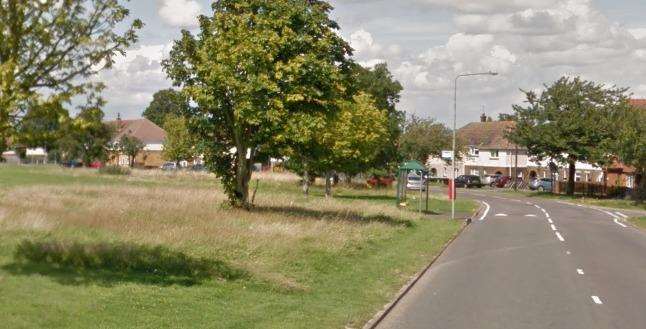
<box><xmin>89</xmin><ymin>161</ymin><xmax>103</xmax><ymax>169</ymax></box>
<box><xmin>529</xmin><ymin>178</ymin><xmax>553</xmax><ymax>192</ymax></box>
<box><xmin>455</xmin><ymin>175</ymin><xmax>484</xmax><ymax>188</ymax></box>
<box><xmin>484</xmin><ymin>174</ymin><xmax>501</xmax><ymax>186</ymax></box>
<box><xmin>406</xmin><ymin>174</ymin><xmax>427</xmax><ymax>191</ymax></box>
<box><xmin>161</xmin><ymin>162</ymin><xmax>177</xmax><ymax>171</ymax></box>
<box><xmin>493</xmin><ymin>175</ymin><xmax>511</xmax><ymax>188</ymax></box>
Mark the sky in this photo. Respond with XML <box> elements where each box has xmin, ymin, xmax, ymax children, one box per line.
<box><xmin>97</xmin><ymin>0</ymin><xmax>646</xmax><ymax>126</ymax></box>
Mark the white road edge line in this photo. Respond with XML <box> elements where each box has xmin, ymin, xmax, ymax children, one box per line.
<box><xmin>555</xmin><ymin>231</ymin><xmax>565</xmax><ymax>242</ymax></box>
<box><xmin>551</xmin><ymin>224</ymin><xmax>557</xmax><ymax>231</ymax></box>
<box><xmin>577</xmin><ymin>269</ymin><xmax>585</xmax><ymax>275</ymax></box>
<box><xmin>534</xmin><ymin>205</ymin><xmax>541</xmax><ymax>209</ymax></box>
<box><xmin>614</xmin><ymin>218</ymin><xmax>628</xmax><ymax>228</ymax></box>
<box><xmin>615</xmin><ymin>211</ymin><xmax>628</xmax><ymax>219</ymax></box>
<box><xmin>591</xmin><ymin>296</ymin><xmax>603</xmax><ymax>305</ymax></box>
<box><xmin>547</xmin><ymin>218</ymin><xmax>554</xmax><ymax>224</ymax></box>
<box><xmin>545</xmin><ymin>212</ymin><xmax>550</xmax><ymax>218</ymax></box>
<box><xmin>479</xmin><ymin>201</ymin><xmax>491</xmax><ymax>221</ymax></box>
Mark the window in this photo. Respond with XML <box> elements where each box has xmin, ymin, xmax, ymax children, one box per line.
<box><xmin>469</xmin><ymin>147</ymin><xmax>479</xmax><ymax>156</ymax></box>
<box><xmin>490</xmin><ymin>150</ymin><xmax>499</xmax><ymax>159</ymax></box>
<box><xmin>627</xmin><ymin>175</ymin><xmax>634</xmax><ymax>188</ymax></box>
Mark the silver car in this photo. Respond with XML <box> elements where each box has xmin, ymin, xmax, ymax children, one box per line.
<box><xmin>406</xmin><ymin>174</ymin><xmax>427</xmax><ymax>191</ymax></box>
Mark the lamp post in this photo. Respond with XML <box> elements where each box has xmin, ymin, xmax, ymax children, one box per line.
<box><xmin>452</xmin><ymin>71</ymin><xmax>498</xmax><ymax>220</ymax></box>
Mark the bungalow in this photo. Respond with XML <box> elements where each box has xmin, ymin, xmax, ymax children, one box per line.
<box><xmin>106</xmin><ymin>117</ymin><xmax>167</xmax><ymax>168</ymax></box>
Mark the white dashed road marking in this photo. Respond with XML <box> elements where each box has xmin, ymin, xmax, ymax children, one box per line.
<box><xmin>591</xmin><ymin>296</ymin><xmax>603</xmax><ymax>305</ymax></box>
<box><xmin>577</xmin><ymin>269</ymin><xmax>585</xmax><ymax>275</ymax></box>
<box><xmin>555</xmin><ymin>232</ymin><xmax>565</xmax><ymax>242</ymax></box>
<box><xmin>547</xmin><ymin>218</ymin><xmax>553</xmax><ymax>224</ymax></box>
<box><xmin>495</xmin><ymin>213</ymin><xmax>508</xmax><ymax>217</ymax></box>
<box><xmin>545</xmin><ymin>212</ymin><xmax>550</xmax><ymax>218</ymax></box>
<box><xmin>524</xmin><ymin>214</ymin><xmax>537</xmax><ymax>217</ymax></box>
<box><xmin>551</xmin><ymin>224</ymin><xmax>557</xmax><ymax>231</ymax></box>
<box><xmin>566</xmin><ymin>251</ymin><xmax>571</xmax><ymax>255</ymax></box>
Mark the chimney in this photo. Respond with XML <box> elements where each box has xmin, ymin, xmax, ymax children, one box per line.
<box><xmin>117</xmin><ymin>113</ymin><xmax>122</xmax><ymax>122</ymax></box>
<box><xmin>480</xmin><ymin>113</ymin><xmax>487</xmax><ymax>122</ymax></box>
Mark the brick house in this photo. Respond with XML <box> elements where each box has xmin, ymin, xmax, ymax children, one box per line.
<box><xmin>106</xmin><ymin>117</ymin><xmax>167</xmax><ymax>168</ymax></box>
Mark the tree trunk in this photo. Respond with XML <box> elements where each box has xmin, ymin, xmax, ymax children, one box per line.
<box><xmin>233</xmin><ymin>154</ymin><xmax>252</xmax><ymax>209</ymax></box>
<box><xmin>635</xmin><ymin>168</ymin><xmax>645</xmax><ymax>203</ymax></box>
<box><xmin>566</xmin><ymin>160</ymin><xmax>576</xmax><ymax>196</ymax></box>
<box><xmin>325</xmin><ymin>171</ymin><xmax>332</xmax><ymax>198</ymax></box>
<box><xmin>302</xmin><ymin>169</ymin><xmax>311</xmax><ymax>196</ymax></box>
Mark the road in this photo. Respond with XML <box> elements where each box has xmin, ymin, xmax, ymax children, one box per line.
<box><xmin>376</xmin><ymin>189</ymin><xmax>646</xmax><ymax>329</ymax></box>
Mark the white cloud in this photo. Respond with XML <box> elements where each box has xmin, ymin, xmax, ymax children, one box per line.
<box><xmin>158</xmin><ymin>0</ymin><xmax>202</xmax><ymax>28</ymax></box>
<box><xmin>349</xmin><ymin>29</ymin><xmax>401</xmax><ymax>68</ymax></box>
<box><xmin>95</xmin><ymin>44</ymin><xmax>174</xmax><ymax>119</ymax></box>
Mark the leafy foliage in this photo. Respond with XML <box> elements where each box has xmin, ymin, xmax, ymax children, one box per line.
<box><xmin>117</xmin><ymin>135</ymin><xmax>145</xmax><ymax>168</ymax></box>
<box><xmin>0</xmin><ymin>0</ymin><xmax>142</xmax><ymax>154</ymax></box>
<box><xmin>163</xmin><ymin>0</ymin><xmax>352</xmax><ymax>208</ymax></box>
<box><xmin>509</xmin><ymin>77</ymin><xmax>630</xmax><ymax>195</ymax></box>
<box><xmin>350</xmin><ymin>63</ymin><xmax>404</xmax><ymax>170</ymax></box>
<box><xmin>400</xmin><ymin>116</ymin><xmax>454</xmax><ymax>163</ymax></box>
<box><xmin>14</xmin><ymin>98</ymin><xmax>69</xmax><ymax>152</ymax></box>
<box><xmin>142</xmin><ymin>89</ymin><xmax>190</xmax><ymax>127</ymax></box>
<box><xmin>607</xmin><ymin>105</ymin><xmax>646</xmax><ymax>200</ymax></box>
<box><xmin>162</xmin><ymin>115</ymin><xmax>195</xmax><ymax>165</ymax></box>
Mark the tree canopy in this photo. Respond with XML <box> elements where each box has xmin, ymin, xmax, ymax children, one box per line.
<box><xmin>400</xmin><ymin>116</ymin><xmax>454</xmax><ymax>164</ymax></box>
<box><xmin>163</xmin><ymin>0</ymin><xmax>352</xmax><ymax>208</ymax></box>
<box><xmin>143</xmin><ymin>89</ymin><xmax>190</xmax><ymax>127</ymax></box>
<box><xmin>351</xmin><ymin>63</ymin><xmax>404</xmax><ymax>170</ymax></box>
<box><xmin>0</xmin><ymin>0</ymin><xmax>142</xmax><ymax>154</ymax></box>
<box><xmin>509</xmin><ymin>77</ymin><xmax>631</xmax><ymax>195</ymax></box>
<box><xmin>162</xmin><ymin>115</ymin><xmax>195</xmax><ymax>165</ymax></box>
<box><xmin>118</xmin><ymin>135</ymin><xmax>144</xmax><ymax>168</ymax></box>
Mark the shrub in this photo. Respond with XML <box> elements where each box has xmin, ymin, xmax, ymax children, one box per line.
<box><xmin>99</xmin><ymin>165</ymin><xmax>131</xmax><ymax>176</ymax></box>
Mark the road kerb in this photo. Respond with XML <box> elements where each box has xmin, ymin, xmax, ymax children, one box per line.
<box><xmin>362</xmin><ymin>204</ymin><xmax>483</xmax><ymax>329</ymax></box>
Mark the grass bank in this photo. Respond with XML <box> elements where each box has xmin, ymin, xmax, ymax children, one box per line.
<box><xmin>628</xmin><ymin>216</ymin><xmax>646</xmax><ymax>230</ymax></box>
<box><xmin>500</xmin><ymin>189</ymin><xmax>645</xmax><ymax>211</ymax></box>
<box><xmin>0</xmin><ymin>165</ymin><xmax>476</xmax><ymax>329</ymax></box>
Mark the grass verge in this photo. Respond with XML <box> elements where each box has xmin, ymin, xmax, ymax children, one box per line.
<box><xmin>0</xmin><ymin>165</ymin><xmax>476</xmax><ymax>329</ymax></box>
<box><xmin>627</xmin><ymin>216</ymin><xmax>646</xmax><ymax>230</ymax></box>
<box><xmin>500</xmin><ymin>189</ymin><xmax>645</xmax><ymax>211</ymax></box>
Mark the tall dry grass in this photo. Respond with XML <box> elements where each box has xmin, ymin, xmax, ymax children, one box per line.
<box><xmin>0</xmin><ymin>175</ymin><xmax>411</xmax><ymax>289</ymax></box>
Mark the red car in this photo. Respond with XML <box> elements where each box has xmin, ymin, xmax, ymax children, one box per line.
<box><xmin>493</xmin><ymin>176</ymin><xmax>511</xmax><ymax>188</ymax></box>
<box><xmin>89</xmin><ymin>161</ymin><xmax>104</xmax><ymax>169</ymax></box>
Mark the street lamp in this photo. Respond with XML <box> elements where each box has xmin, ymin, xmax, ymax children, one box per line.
<box><xmin>451</xmin><ymin>71</ymin><xmax>498</xmax><ymax>220</ymax></box>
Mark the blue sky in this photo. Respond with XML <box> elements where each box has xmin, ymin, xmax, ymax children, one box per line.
<box><xmin>98</xmin><ymin>0</ymin><xmax>646</xmax><ymax>126</ymax></box>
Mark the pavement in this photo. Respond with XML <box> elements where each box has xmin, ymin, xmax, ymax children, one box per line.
<box><xmin>376</xmin><ymin>189</ymin><xmax>646</xmax><ymax>329</ymax></box>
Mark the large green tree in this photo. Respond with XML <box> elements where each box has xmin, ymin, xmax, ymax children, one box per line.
<box><xmin>162</xmin><ymin>115</ymin><xmax>195</xmax><ymax>166</ymax></box>
<box><xmin>607</xmin><ymin>105</ymin><xmax>646</xmax><ymax>201</ymax></box>
<box><xmin>142</xmin><ymin>89</ymin><xmax>190</xmax><ymax>127</ymax></box>
<box><xmin>0</xmin><ymin>0</ymin><xmax>141</xmax><ymax>154</ymax></box>
<box><xmin>52</xmin><ymin>99</ymin><xmax>114</xmax><ymax>165</ymax></box>
<box><xmin>14</xmin><ymin>98</ymin><xmax>69</xmax><ymax>152</ymax></box>
<box><xmin>400</xmin><ymin>115</ymin><xmax>453</xmax><ymax>164</ymax></box>
<box><xmin>351</xmin><ymin>63</ymin><xmax>404</xmax><ymax>171</ymax></box>
<box><xmin>287</xmin><ymin>93</ymin><xmax>389</xmax><ymax>196</ymax></box>
<box><xmin>163</xmin><ymin>0</ymin><xmax>352</xmax><ymax>208</ymax></box>
<box><xmin>509</xmin><ymin>77</ymin><xmax>630</xmax><ymax>195</ymax></box>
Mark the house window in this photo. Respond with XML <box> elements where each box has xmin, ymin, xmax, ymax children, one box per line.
<box><xmin>490</xmin><ymin>150</ymin><xmax>499</xmax><ymax>159</ymax></box>
<box><xmin>627</xmin><ymin>175</ymin><xmax>634</xmax><ymax>188</ymax></box>
<box><xmin>471</xmin><ymin>169</ymin><xmax>479</xmax><ymax>176</ymax></box>
<box><xmin>469</xmin><ymin>147</ymin><xmax>479</xmax><ymax>156</ymax></box>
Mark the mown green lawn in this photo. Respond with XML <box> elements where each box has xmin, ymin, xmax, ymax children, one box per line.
<box><xmin>0</xmin><ymin>165</ymin><xmax>476</xmax><ymax>329</ymax></box>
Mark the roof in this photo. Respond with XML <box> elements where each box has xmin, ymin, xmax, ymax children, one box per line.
<box><xmin>629</xmin><ymin>99</ymin><xmax>646</xmax><ymax>109</ymax></box>
<box><xmin>400</xmin><ymin>160</ymin><xmax>426</xmax><ymax>171</ymax></box>
<box><xmin>106</xmin><ymin>118</ymin><xmax>166</xmax><ymax>145</ymax></box>
<box><xmin>458</xmin><ymin>121</ymin><xmax>518</xmax><ymax>149</ymax></box>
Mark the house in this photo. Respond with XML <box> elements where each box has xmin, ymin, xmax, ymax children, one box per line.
<box><xmin>427</xmin><ymin>114</ymin><xmax>530</xmax><ymax>179</ymax></box>
<box><xmin>106</xmin><ymin>117</ymin><xmax>167</xmax><ymax>168</ymax></box>
<box><xmin>427</xmin><ymin>113</ymin><xmax>604</xmax><ymax>183</ymax></box>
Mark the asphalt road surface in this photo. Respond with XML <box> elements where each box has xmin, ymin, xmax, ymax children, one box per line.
<box><xmin>377</xmin><ymin>189</ymin><xmax>646</xmax><ymax>329</ymax></box>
